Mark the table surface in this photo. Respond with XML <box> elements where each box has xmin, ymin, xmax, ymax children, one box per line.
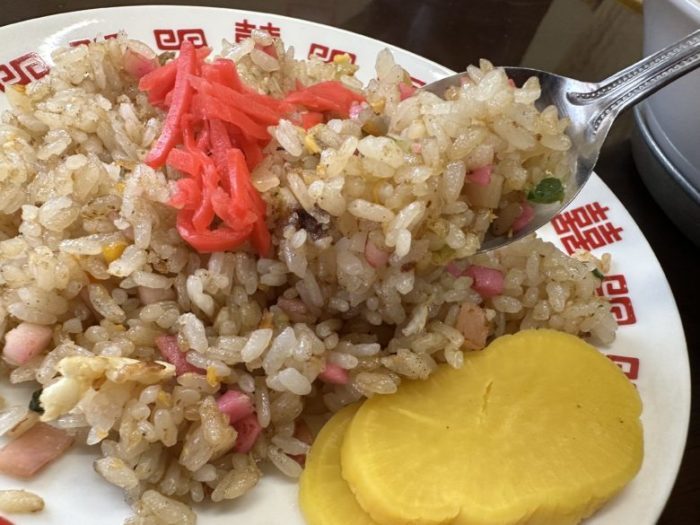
<box><xmin>1</xmin><ymin>0</ymin><xmax>698</xmax><ymax>523</ymax></box>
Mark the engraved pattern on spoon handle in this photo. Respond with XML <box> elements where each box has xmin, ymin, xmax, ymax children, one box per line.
<box><xmin>569</xmin><ymin>29</ymin><xmax>700</xmax><ymax>103</ymax></box>
<box><xmin>567</xmin><ymin>29</ymin><xmax>700</xmax><ymax>134</ymax></box>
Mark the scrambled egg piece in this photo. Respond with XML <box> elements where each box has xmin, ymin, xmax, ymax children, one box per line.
<box><xmin>101</xmin><ymin>241</ymin><xmax>127</xmax><ymax>263</ymax></box>
<box><xmin>40</xmin><ymin>356</ymin><xmax>175</xmax><ymax>421</ymax></box>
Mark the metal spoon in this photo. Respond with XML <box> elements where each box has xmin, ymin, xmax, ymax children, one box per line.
<box><xmin>423</xmin><ymin>29</ymin><xmax>700</xmax><ymax>252</ymax></box>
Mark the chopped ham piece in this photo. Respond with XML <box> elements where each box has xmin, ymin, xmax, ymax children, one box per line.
<box><xmin>0</xmin><ymin>423</ymin><xmax>73</xmax><ymax>479</ymax></box>
<box><xmin>467</xmin><ymin>165</ymin><xmax>492</xmax><ymax>187</ymax></box>
<box><xmin>446</xmin><ymin>262</ymin><xmax>463</xmax><ymax>278</ymax></box>
<box><xmin>455</xmin><ymin>303</ymin><xmax>489</xmax><ymax>350</ymax></box>
<box><xmin>255</xmin><ymin>43</ymin><xmax>277</xmax><ymax>58</ymax></box>
<box><xmin>123</xmin><ymin>47</ymin><xmax>158</xmax><ymax>79</ymax></box>
<box><xmin>349</xmin><ymin>101</ymin><xmax>364</xmax><ymax>119</ymax></box>
<box><xmin>465</xmin><ymin>265</ymin><xmax>505</xmax><ymax>299</ymax></box>
<box><xmin>2</xmin><ymin>323</ymin><xmax>53</xmax><ymax>366</ymax></box>
<box><xmin>512</xmin><ymin>201</ymin><xmax>535</xmax><ymax>232</ymax></box>
<box><xmin>217</xmin><ymin>390</ymin><xmax>254</xmax><ymax>424</ymax></box>
<box><xmin>154</xmin><ymin>335</ymin><xmax>204</xmax><ymax>376</ymax></box>
<box><xmin>364</xmin><ymin>239</ymin><xmax>389</xmax><ymax>269</ymax></box>
<box><xmin>318</xmin><ymin>363</ymin><xmax>349</xmax><ymax>385</ymax></box>
<box><xmin>123</xmin><ymin>40</ymin><xmax>159</xmax><ymax>79</ymax></box>
<box><xmin>232</xmin><ymin>414</ymin><xmax>263</xmax><ymax>454</ymax></box>
<box><xmin>398</xmin><ymin>82</ymin><xmax>416</xmax><ymax>101</ymax></box>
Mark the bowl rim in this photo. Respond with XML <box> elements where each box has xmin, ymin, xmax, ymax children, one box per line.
<box><xmin>676</xmin><ymin>0</ymin><xmax>700</xmax><ymax>17</ymax></box>
<box><xmin>633</xmin><ymin>105</ymin><xmax>700</xmax><ymax>205</ymax></box>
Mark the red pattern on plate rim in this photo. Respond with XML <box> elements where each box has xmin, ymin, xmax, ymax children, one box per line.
<box><xmin>308</xmin><ymin>43</ymin><xmax>357</xmax><ymax>63</ymax></box>
<box><xmin>552</xmin><ymin>201</ymin><xmax>624</xmax><ymax>255</ymax></box>
<box><xmin>597</xmin><ymin>274</ymin><xmax>637</xmax><ymax>326</ymax></box>
<box><xmin>606</xmin><ymin>354</ymin><xmax>640</xmax><ymax>382</ymax></box>
<box><xmin>153</xmin><ymin>28</ymin><xmax>208</xmax><ymax>50</ymax></box>
<box><xmin>234</xmin><ymin>19</ymin><xmax>281</xmax><ymax>43</ymax></box>
<box><xmin>0</xmin><ymin>52</ymin><xmax>49</xmax><ymax>92</ymax></box>
<box><xmin>69</xmin><ymin>32</ymin><xmax>119</xmax><ymax>48</ymax></box>
<box><xmin>599</xmin><ymin>274</ymin><xmax>639</xmax><ymax>382</ymax></box>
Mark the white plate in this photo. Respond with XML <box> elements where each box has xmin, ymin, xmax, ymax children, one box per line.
<box><xmin>0</xmin><ymin>6</ymin><xmax>690</xmax><ymax>524</ymax></box>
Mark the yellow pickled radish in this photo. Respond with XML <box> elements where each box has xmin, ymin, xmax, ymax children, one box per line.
<box><xmin>299</xmin><ymin>404</ymin><xmax>379</xmax><ymax>525</ymax></box>
<box><xmin>341</xmin><ymin>329</ymin><xmax>643</xmax><ymax>525</ymax></box>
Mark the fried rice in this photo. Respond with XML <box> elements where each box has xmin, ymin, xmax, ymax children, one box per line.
<box><xmin>0</xmin><ymin>31</ymin><xmax>616</xmax><ymax>523</ymax></box>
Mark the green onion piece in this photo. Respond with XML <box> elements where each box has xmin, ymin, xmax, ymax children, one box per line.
<box><xmin>527</xmin><ymin>177</ymin><xmax>565</xmax><ymax>204</ymax></box>
<box><xmin>592</xmin><ymin>268</ymin><xmax>605</xmax><ymax>280</ymax></box>
<box><xmin>431</xmin><ymin>246</ymin><xmax>456</xmax><ymax>265</ymax></box>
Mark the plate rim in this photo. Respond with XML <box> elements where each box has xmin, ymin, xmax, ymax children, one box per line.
<box><xmin>0</xmin><ymin>5</ymin><xmax>691</xmax><ymax>524</ymax></box>
<box><xmin>0</xmin><ymin>4</ymin><xmax>457</xmax><ymax>76</ymax></box>
<box><xmin>571</xmin><ymin>176</ymin><xmax>692</xmax><ymax>524</ymax></box>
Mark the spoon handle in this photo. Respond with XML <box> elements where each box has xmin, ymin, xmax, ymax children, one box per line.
<box><xmin>568</xmin><ymin>29</ymin><xmax>700</xmax><ymax>135</ymax></box>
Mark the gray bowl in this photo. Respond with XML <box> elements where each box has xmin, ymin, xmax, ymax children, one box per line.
<box><xmin>631</xmin><ymin>105</ymin><xmax>700</xmax><ymax>247</ymax></box>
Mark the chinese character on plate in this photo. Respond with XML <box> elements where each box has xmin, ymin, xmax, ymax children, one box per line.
<box><xmin>551</xmin><ymin>201</ymin><xmax>623</xmax><ymax>255</ymax></box>
<box><xmin>235</xmin><ymin>19</ymin><xmax>281</xmax><ymax>43</ymax></box>
<box><xmin>258</xmin><ymin>21</ymin><xmax>281</xmax><ymax>38</ymax></box>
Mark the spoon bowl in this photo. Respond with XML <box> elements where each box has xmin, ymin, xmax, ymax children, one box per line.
<box><xmin>422</xmin><ymin>29</ymin><xmax>700</xmax><ymax>252</ymax></box>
